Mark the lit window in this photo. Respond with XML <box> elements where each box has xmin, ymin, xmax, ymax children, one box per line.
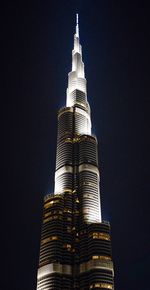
<box><xmin>75</xmin><ymin>198</ymin><xmax>80</xmax><ymax>203</ymax></box>
<box><xmin>90</xmin><ymin>283</ymin><xmax>113</xmax><ymax>289</ymax></box>
<box><xmin>41</xmin><ymin>236</ymin><xmax>58</xmax><ymax>245</ymax></box>
<box><xmin>43</xmin><ymin>217</ymin><xmax>51</xmax><ymax>223</ymax></box>
<box><xmin>44</xmin><ymin>199</ymin><xmax>60</xmax><ymax>209</ymax></box>
<box><xmin>63</xmin><ymin>243</ymin><xmax>72</xmax><ymax>251</ymax></box>
<box><xmin>64</xmin><ymin>208</ymin><xmax>72</xmax><ymax>213</ymax></box>
<box><xmin>90</xmin><ymin>232</ymin><xmax>110</xmax><ymax>241</ymax></box>
<box><xmin>92</xmin><ymin>255</ymin><xmax>99</xmax><ymax>260</ymax></box>
<box><xmin>73</xmin><ymin>137</ymin><xmax>80</xmax><ymax>143</ymax></box>
<box><xmin>44</xmin><ymin>212</ymin><xmax>51</xmax><ymax>218</ymax></box>
<box><xmin>65</xmin><ymin>138</ymin><xmax>72</xmax><ymax>143</ymax></box>
<box><xmin>72</xmin><ymin>189</ymin><xmax>77</xmax><ymax>193</ymax></box>
<box><xmin>92</xmin><ymin>255</ymin><xmax>111</xmax><ymax>261</ymax></box>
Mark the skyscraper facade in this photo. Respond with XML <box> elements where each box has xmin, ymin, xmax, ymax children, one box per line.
<box><xmin>36</xmin><ymin>15</ymin><xmax>114</xmax><ymax>290</ymax></box>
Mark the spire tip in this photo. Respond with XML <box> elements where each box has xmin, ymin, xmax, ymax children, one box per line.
<box><xmin>76</xmin><ymin>13</ymin><xmax>79</xmax><ymax>37</ymax></box>
<box><xmin>76</xmin><ymin>13</ymin><xmax>78</xmax><ymax>25</ymax></box>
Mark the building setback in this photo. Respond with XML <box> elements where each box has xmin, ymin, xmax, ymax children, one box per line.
<box><xmin>36</xmin><ymin>15</ymin><xmax>115</xmax><ymax>290</ymax></box>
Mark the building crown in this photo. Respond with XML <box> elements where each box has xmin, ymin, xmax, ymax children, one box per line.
<box><xmin>66</xmin><ymin>14</ymin><xmax>87</xmax><ymax>107</ymax></box>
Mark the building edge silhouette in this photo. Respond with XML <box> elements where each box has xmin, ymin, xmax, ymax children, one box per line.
<box><xmin>36</xmin><ymin>14</ymin><xmax>115</xmax><ymax>290</ymax></box>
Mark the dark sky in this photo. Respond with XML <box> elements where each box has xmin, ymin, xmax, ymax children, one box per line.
<box><xmin>2</xmin><ymin>1</ymin><xmax>150</xmax><ymax>290</ymax></box>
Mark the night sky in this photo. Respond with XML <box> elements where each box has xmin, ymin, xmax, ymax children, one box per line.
<box><xmin>2</xmin><ymin>1</ymin><xmax>150</xmax><ymax>290</ymax></box>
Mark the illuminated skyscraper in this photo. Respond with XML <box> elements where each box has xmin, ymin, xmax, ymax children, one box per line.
<box><xmin>36</xmin><ymin>15</ymin><xmax>114</xmax><ymax>290</ymax></box>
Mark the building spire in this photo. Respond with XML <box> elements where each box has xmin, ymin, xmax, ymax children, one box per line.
<box><xmin>76</xmin><ymin>13</ymin><xmax>79</xmax><ymax>37</ymax></box>
<box><xmin>66</xmin><ymin>13</ymin><xmax>87</xmax><ymax>107</ymax></box>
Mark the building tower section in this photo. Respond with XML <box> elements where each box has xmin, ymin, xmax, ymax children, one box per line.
<box><xmin>36</xmin><ymin>14</ymin><xmax>115</xmax><ymax>290</ymax></box>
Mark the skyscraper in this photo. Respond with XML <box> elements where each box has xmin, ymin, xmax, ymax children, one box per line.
<box><xmin>36</xmin><ymin>15</ymin><xmax>114</xmax><ymax>290</ymax></box>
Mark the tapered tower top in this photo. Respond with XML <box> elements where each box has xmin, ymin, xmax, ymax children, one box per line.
<box><xmin>66</xmin><ymin>13</ymin><xmax>87</xmax><ymax>107</ymax></box>
<box><xmin>76</xmin><ymin>13</ymin><xmax>79</xmax><ymax>37</ymax></box>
